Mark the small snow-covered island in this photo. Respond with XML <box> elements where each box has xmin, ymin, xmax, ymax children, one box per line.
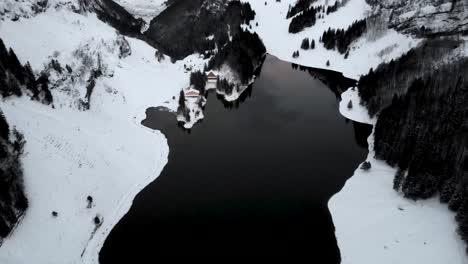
<box><xmin>0</xmin><ymin>0</ymin><xmax>467</xmax><ymax>263</ymax></box>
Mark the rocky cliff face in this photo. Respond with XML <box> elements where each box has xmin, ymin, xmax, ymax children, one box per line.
<box><xmin>368</xmin><ymin>0</ymin><xmax>468</xmax><ymax>37</ymax></box>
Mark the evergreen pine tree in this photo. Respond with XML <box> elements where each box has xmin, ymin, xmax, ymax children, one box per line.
<box><xmin>393</xmin><ymin>168</ymin><xmax>405</xmax><ymax>191</ymax></box>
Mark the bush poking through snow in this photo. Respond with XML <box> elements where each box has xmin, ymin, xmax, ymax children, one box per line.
<box><xmin>87</xmin><ymin>196</ymin><xmax>93</xmax><ymax>209</ymax></box>
<box><xmin>292</xmin><ymin>50</ymin><xmax>300</xmax><ymax>58</ymax></box>
<box><xmin>155</xmin><ymin>50</ymin><xmax>164</xmax><ymax>62</ymax></box>
<box><xmin>393</xmin><ymin>169</ymin><xmax>405</xmax><ymax>192</ymax></box>
<box><xmin>360</xmin><ymin>161</ymin><xmax>371</xmax><ymax>171</ymax></box>
<box><xmin>347</xmin><ymin>100</ymin><xmax>353</xmax><ymax>109</ymax></box>
<box><xmin>301</xmin><ymin>37</ymin><xmax>310</xmax><ymax>50</ymax></box>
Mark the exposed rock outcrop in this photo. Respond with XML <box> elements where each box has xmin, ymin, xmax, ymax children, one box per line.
<box><xmin>368</xmin><ymin>0</ymin><xmax>468</xmax><ymax>37</ymax></box>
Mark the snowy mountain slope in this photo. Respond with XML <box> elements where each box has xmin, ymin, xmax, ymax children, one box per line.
<box><xmin>0</xmin><ymin>0</ymin><xmax>78</xmax><ymax>21</ymax></box>
<box><xmin>245</xmin><ymin>0</ymin><xmax>420</xmax><ymax>79</ymax></box>
<box><xmin>0</xmin><ymin>6</ymin><xmax>205</xmax><ymax>263</ymax></box>
<box><xmin>112</xmin><ymin>0</ymin><xmax>167</xmax><ymax>25</ymax></box>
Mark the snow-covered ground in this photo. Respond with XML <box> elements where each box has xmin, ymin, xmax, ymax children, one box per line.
<box><xmin>0</xmin><ymin>7</ymin><xmax>204</xmax><ymax>264</ymax></box>
<box><xmin>246</xmin><ymin>0</ymin><xmax>420</xmax><ymax>79</ymax></box>
<box><xmin>330</xmin><ymin>88</ymin><xmax>467</xmax><ymax>264</ymax></box>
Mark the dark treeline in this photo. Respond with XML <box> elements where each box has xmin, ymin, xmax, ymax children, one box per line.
<box><xmin>0</xmin><ymin>109</ymin><xmax>28</xmax><ymax>240</ymax></box>
<box><xmin>287</xmin><ymin>0</ymin><xmax>350</xmax><ymax>34</ymax></box>
<box><xmin>286</xmin><ymin>0</ymin><xmax>316</xmax><ymax>19</ymax></box>
<box><xmin>359</xmin><ymin>39</ymin><xmax>468</xmax><ymax>251</ymax></box>
<box><xmin>145</xmin><ymin>0</ymin><xmax>256</xmax><ymax>60</ymax></box>
<box><xmin>288</xmin><ymin>6</ymin><xmax>317</xmax><ymax>33</ymax></box>
<box><xmin>373</xmin><ymin>59</ymin><xmax>468</xmax><ymax>250</ymax></box>
<box><xmin>0</xmin><ymin>38</ymin><xmax>52</xmax><ymax>104</ymax></box>
<box><xmin>291</xmin><ymin>63</ymin><xmax>356</xmax><ymax>98</ymax></box>
<box><xmin>358</xmin><ymin>38</ymin><xmax>461</xmax><ymax>116</ymax></box>
<box><xmin>320</xmin><ymin>19</ymin><xmax>366</xmax><ymax>54</ymax></box>
<box><xmin>190</xmin><ymin>71</ymin><xmax>207</xmax><ymax>93</ymax></box>
<box><xmin>207</xmin><ymin>29</ymin><xmax>266</xmax><ymax>84</ymax></box>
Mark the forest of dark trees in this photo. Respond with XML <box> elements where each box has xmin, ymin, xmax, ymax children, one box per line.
<box><xmin>320</xmin><ymin>19</ymin><xmax>366</xmax><ymax>54</ymax></box>
<box><xmin>207</xmin><ymin>29</ymin><xmax>266</xmax><ymax>84</ymax></box>
<box><xmin>190</xmin><ymin>70</ymin><xmax>207</xmax><ymax>93</ymax></box>
<box><xmin>0</xmin><ymin>38</ymin><xmax>52</xmax><ymax>105</ymax></box>
<box><xmin>0</xmin><ymin>110</ymin><xmax>28</xmax><ymax>241</ymax></box>
<box><xmin>358</xmin><ymin>38</ymin><xmax>461</xmax><ymax>116</ymax></box>
<box><xmin>286</xmin><ymin>0</ymin><xmax>316</xmax><ymax>19</ymax></box>
<box><xmin>358</xmin><ymin>38</ymin><xmax>468</xmax><ymax>251</ymax></box>
<box><xmin>288</xmin><ymin>6</ymin><xmax>317</xmax><ymax>33</ymax></box>
<box><xmin>287</xmin><ymin>0</ymin><xmax>349</xmax><ymax>33</ymax></box>
<box><xmin>145</xmin><ymin>0</ymin><xmax>256</xmax><ymax>60</ymax></box>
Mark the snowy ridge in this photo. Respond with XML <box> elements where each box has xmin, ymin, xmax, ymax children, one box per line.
<box><xmin>371</xmin><ymin>0</ymin><xmax>468</xmax><ymax>36</ymax></box>
<box><xmin>246</xmin><ymin>0</ymin><xmax>420</xmax><ymax>79</ymax></box>
<box><xmin>0</xmin><ymin>6</ymin><xmax>204</xmax><ymax>263</ymax></box>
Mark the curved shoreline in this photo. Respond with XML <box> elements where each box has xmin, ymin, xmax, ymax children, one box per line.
<box><xmin>81</xmin><ymin>109</ymin><xmax>170</xmax><ymax>263</ymax></box>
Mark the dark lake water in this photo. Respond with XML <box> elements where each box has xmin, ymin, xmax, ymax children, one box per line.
<box><xmin>100</xmin><ymin>55</ymin><xmax>371</xmax><ymax>263</ymax></box>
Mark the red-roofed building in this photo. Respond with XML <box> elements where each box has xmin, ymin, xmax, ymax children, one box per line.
<box><xmin>206</xmin><ymin>71</ymin><xmax>218</xmax><ymax>82</ymax></box>
<box><xmin>184</xmin><ymin>88</ymin><xmax>200</xmax><ymax>98</ymax></box>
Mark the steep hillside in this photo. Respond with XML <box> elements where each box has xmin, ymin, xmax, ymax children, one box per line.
<box><xmin>144</xmin><ymin>0</ymin><xmax>256</xmax><ymax>60</ymax></box>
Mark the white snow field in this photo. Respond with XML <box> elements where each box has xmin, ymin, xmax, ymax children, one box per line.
<box><xmin>0</xmin><ymin>7</ymin><xmax>205</xmax><ymax>264</ymax></box>
<box><xmin>246</xmin><ymin>0</ymin><xmax>466</xmax><ymax>263</ymax></box>
<box><xmin>246</xmin><ymin>0</ymin><xmax>420</xmax><ymax>79</ymax></box>
<box><xmin>331</xmin><ymin>88</ymin><xmax>467</xmax><ymax>264</ymax></box>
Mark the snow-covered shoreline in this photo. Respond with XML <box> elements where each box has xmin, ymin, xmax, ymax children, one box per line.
<box><xmin>245</xmin><ymin>0</ymin><xmax>419</xmax><ymax>79</ymax></box>
<box><xmin>330</xmin><ymin>88</ymin><xmax>467</xmax><ymax>264</ymax></box>
<box><xmin>0</xmin><ymin>8</ymin><xmax>205</xmax><ymax>263</ymax></box>
<box><xmin>245</xmin><ymin>0</ymin><xmax>466</xmax><ymax>262</ymax></box>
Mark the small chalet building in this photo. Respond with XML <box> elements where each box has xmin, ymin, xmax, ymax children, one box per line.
<box><xmin>206</xmin><ymin>71</ymin><xmax>218</xmax><ymax>83</ymax></box>
<box><xmin>184</xmin><ymin>88</ymin><xmax>200</xmax><ymax>98</ymax></box>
